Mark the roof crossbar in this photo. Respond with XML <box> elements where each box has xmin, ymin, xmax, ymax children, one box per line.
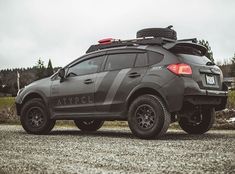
<box><xmin>86</xmin><ymin>37</ymin><xmax>175</xmax><ymax>53</ymax></box>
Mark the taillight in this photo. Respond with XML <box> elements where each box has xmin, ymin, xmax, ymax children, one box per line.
<box><xmin>167</xmin><ymin>63</ymin><xmax>192</xmax><ymax>75</ymax></box>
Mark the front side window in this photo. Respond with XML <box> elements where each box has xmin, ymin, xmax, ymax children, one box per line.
<box><xmin>67</xmin><ymin>56</ymin><xmax>105</xmax><ymax>77</ymax></box>
<box><xmin>105</xmin><ymin>53</ymin><xmax>136</xmax><ymax>71</ymax></box>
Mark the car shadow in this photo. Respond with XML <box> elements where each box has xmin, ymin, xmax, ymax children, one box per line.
<box><xmin>50</xmin><ymin>129</ymin><xmax>134</xmax><ymax>139</ymax></box>
<box><xmin>41</xmin><ymin>128</ymin><xmax>233</xmax><ymax>141</ymax></box>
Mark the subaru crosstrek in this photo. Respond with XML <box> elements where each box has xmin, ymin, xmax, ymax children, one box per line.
<box><xmin>15</xmin><ymin>26</ymin><xmax>228</xmax><ymax>139</ymax></box>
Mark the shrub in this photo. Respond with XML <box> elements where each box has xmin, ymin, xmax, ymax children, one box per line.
<box><xmin>227</xmin><ymin>91</ymin><xmax>235</xmax><ymax>108</ymax></box>
<box><xmin>0</xmin><ymin>97</ymin><xmax>18</xmax><ymax>124</ymax></box>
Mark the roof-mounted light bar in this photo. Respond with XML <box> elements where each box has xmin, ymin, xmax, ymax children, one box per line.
<box><xmin>98</xmin><ymin>38</ymin><xmax>115</xmax><ymax>45</ymax></box>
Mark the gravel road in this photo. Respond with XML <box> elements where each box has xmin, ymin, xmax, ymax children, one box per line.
<box><xmin>0</xmin><ymin>125</ymin><xmax>234</xmax><ymax>174</ymax></box>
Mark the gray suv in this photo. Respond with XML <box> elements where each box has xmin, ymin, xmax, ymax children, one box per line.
<box><xmin>15</xmin><ymin>27</ymin><xmax>228</xmax><ymax>139</ymax></box>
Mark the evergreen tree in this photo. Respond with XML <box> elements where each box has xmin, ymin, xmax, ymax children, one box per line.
<box><xmin>230</xmin><ymin>53</ymin><xmax>235</xmax><ymax>77</ymax></box>
<box><xmin>46</xmin><ymin>59</ymin><xmax>54</xmax><ymax>77</ymax></box>
<box><xmin>35</xmin><ymin>58</ymin><xmax>46</xmax><ymax>80</ymax></box>
<box><xmin>198</xmin><ymin>39</ymin><xmax>214</xmax><ymax>62</ymax></box>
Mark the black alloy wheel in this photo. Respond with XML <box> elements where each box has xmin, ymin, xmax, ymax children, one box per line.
<box><xmin>74</xmin><ymin>120</ymin><xmax>104</xmax><ymax>132</ymax></box>
<box><xmin>128</xmin><ymin>94</ymin><xmax>170</xmax><ymax>139</ymax></box>
<box><xmin>26</xmin><ymin>107</ymin><xmax>45</xmax><ymax>128</ymax></box>
<box><xmin>135</xmin><ymin>104</ymin><xmax>156</xmax><ymax>130</ymax></box>
<box><xmin>178</xmin><ymin>108</ymin><xmax>215</xmax><ymax>134</ymax></box>
<box><xmin>20</xmin><ymin>98</ymin><xmax>55</xmax><ymax>134</ymax></box>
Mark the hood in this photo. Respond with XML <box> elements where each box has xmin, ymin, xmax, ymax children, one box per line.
<box><xmin>26</xmin><ymin>77</ymin><xmax>51</xmax><ymax>88</ymax></box>
<box><xmin>16</xmin><ymin>77</ymin><xmax>52</xmax><ymax>104</ymax></box>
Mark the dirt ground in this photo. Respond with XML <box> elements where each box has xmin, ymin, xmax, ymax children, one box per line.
<box><xmin>0</xmin><ymin>125</ymin><xmax>234</xmax><ymax>174</ymax></box>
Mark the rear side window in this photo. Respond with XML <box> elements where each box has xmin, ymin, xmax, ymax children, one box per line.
<box><xmin>105</xmin><ymin>53</ymin><xmax>136</xmax><ymax>71</ymax></box>
<box><xmin>148</xmin><ymin>51</ymin><xmax>164</xmax><ymax>65</ymax></box>
<box><xmin>135</xmin><ymin>53</ymin><xmax>148</xmax><ymax>67</ymax></box>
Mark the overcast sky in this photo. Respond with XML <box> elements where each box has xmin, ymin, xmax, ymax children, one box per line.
<box><xmin>0</xmin><ymin>0</ymin><xmax>235</xmax><ymax>69</ymax></box>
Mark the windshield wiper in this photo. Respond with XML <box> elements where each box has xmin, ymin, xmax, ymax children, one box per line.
<box><xmin>206</xmin><ymin>61</ymin><xmax>215</xmax><ymax>66</ymax></box>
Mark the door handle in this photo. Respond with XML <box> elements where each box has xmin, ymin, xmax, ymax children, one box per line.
<box><xmin>84</xmin><ymin>79</ymin><xmax>94</xmax><ymax>84</ymax></box>
<box><xmin>128</xmin><ymin>72</ymin><xmax>141</xmax><ymax>78</ymax></box>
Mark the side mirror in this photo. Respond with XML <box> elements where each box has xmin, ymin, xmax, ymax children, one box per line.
<box><xmin>58</xmin><ymin>68</ymin><xmax>65</xmax><ymax>81</ymax></box>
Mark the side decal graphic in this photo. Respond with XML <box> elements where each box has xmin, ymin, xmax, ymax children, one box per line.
<box><xmin>95</xmin><ymin>72</ymin><xmax>108</xmax><ymax>92</ymax></box>
<box><xmin>103</xmin><ymin>68</ymin><xmax>131</xmax><ymax>105</ymax></box>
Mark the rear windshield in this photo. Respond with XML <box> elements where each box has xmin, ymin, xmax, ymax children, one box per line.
<box><xmin>170</xmin><ymin>45</ymin><xmax>203</xmax><ymax>56</ymax></box>
<box><xmin>178</xmin><ymin>54</ymin><xmax>212</xmax><ymax>65</ymax></box>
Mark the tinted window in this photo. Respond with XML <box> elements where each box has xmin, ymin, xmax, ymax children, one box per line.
<box><xmin>179</xmin><ymin>54</ymin><xmax>211</xmax><ymax>65</ymax></box>
<box><xmin>105</xmin><ymin>53</ymin><xmax>136</xmax><ymax>71</ymax></box>
<box><xmin>67</xmin><ymin>56</ymin><xmax>105</xmax><ymax>76</ymax></box>
<box><xmin>135</xmin><ymin>53</ymin><xmax>148</xmax><ymax>67</ymax></box>
<box><xmin>148</xmin><ymin>51</ymin><xmax>164</xmax><ymax>65</ymax></box>
<box><xmin>170</xmin><ymin>45</ymin><xmax>203</xmax><ymax>56</ymax></box>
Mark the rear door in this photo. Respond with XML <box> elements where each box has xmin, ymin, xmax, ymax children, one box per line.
<box><xmin>95</xmin><ymin>49</ymin><xmax>148</xmax><ymax>114</ymax></box>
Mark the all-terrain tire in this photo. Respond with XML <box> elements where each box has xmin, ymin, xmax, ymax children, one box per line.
<box><xmin>136</xmin><ymin>27</ymin><xmax>177</xmax><ymax>40</ymax></box>
<box><xmin>178</xmin><ymin>108</ymin><xmax>215</xmax><ymax>134</ymax></box>
<box><xmin>74</xmin><ymin>120</ymin><xmax>104</xmax><ymax>132</ymax></box>
<box><xmin>20</xmin><ymin>98</ymin><xmax>55</xmax><ymax>134</ymax></box>
<box><xmin>128</xmin><ymin>94</ymin><xmax>170</xmax><ymax>139</ymax></box>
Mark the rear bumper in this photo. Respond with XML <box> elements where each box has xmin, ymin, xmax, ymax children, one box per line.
<box><xmin>183</xmin><ymin>94</ymin><xmax>227</xmax><ymax>111</ymax></box>
<box><xmin>182</xmin><ymin>78</ymin><xmax>228</xmax><ymax>111</ymax></box>
<box><xmin>206</xmin><ymin>89</ymin><xmax>228</xmax><ymax>96</ymax></box>
<box><xmin>185</xmin><ymin>88</ymin><xmax>228</xmax><ymax>97</ymax></box>
<box><xmin>160</xmin><ymin>76</ymin><xmax>228</xmax><ymax>112</ymax></box>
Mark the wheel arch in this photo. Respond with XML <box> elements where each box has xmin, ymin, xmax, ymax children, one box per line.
<box><xmin>126</xmin><ymin>85</ymin><xmax>169</xmax><ymax>111</ymax></box>
<box><xmin>17</xmin><ymin>91</ymin><xmax>48</xmax><ymax>116</ymax></box>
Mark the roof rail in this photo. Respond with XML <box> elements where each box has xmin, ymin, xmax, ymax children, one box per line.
<box><xmin>86</xmin><ymin>37</ymin><xmax>176</xmax><ymax>53</ymax></box>
<box><xmin>178</xmin><ymin>38</ymin><xmax>197</xmax><ymax>43</ymax></box>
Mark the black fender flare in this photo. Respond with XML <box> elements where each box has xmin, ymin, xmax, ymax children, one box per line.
<box><xmin>16</xmin><ymin>90</ymin><xmax>49</xmax><ymax>116</ymax></box>
<box><xmin>21</xmin><ymin>90</ymin><xmax>49</xmax><ymax>106</ymax></box>
<box><xmin>125</xmin><ymin>82</ymin><xmax>169</xmax><ymax>110</ymax></box>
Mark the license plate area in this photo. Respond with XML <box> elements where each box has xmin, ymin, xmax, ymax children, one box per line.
<box><xmin>205</xmin><ymin>75</ymin><xmax>215</xmax><ymax>85</ymax></box>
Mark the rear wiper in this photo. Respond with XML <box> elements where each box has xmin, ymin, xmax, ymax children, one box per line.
<box><xmin>206</xmin><ymin>61</ymin><xmax>215</xmax><ymax>66</ymax></box>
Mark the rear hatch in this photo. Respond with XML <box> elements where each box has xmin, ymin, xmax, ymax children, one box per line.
<box><xmin>167</xmin><ymin>42</ymin><xmax>223</xmax><ymax>90</ymax></box>
<box><xmin>178</xmin><ymin>54</ymin><xmax>222</xmax><ymax>90</ymax></box>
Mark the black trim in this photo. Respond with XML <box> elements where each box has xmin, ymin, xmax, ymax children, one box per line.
<box><xmin>16</xmin><ymin>103</ymin><xmax>21</xmax><ymax>116</ymax></box>
<box><xmin>86</xmin><ymin>37</ymin><xmax>173</xmax><ymax>53</ymax></box>
<box><xmin>52</xmin><ymin>113</ymin><xmax>127</xmax><ymax>121</ymax></box>
<box><xmin>66</xmin><ymin>55</ymin><xmax>106</xmax><ymax>77</ymax></box>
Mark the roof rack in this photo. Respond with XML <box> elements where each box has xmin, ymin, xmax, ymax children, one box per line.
<box><xmin>86</xmin><ymin>37</ymin><xmax>176</xmax><ymax>53</ymax></box>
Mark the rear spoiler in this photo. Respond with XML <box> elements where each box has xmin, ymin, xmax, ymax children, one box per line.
<box><xmin>163</xmin><ymin>41</ymin><xmax>207</xmax><ymax>56</ymax></box>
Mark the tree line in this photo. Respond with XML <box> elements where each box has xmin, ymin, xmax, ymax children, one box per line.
<box><xmin>0</xmin><ymin>59</ymin><xmax>60</xmax><ymax>96</ymax></box>
<box><xmin>197</xmin><ymin>39</ymin><xmax>235</xmax><ymax>77</ymax></box>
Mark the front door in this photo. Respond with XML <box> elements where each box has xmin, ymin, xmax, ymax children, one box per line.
<box><xmin>50</xmin><ymin>55</ymin><xmax>105</xmax><ymax>118</ymax></box>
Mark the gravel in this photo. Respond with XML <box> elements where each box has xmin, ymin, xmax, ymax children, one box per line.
<box><xmin>0</xmin><ymin>125</ymin><xmax>235</xmax><ymax>174</ymax></box>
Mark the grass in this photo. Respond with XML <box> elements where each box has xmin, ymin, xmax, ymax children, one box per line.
<box><xmin>0</xmin><ymin>97</ymin><xmax>17</xmax><ymax>124</ymax></box>
<box><xmin>0</xmin><ymin>97</ymin><xmax>15</xmax><ymax>108</ymax></box>
<box><xmin>228</xmin><ymin>90</ymin><xmax>235</xmax><ymax>108</ymax></box>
